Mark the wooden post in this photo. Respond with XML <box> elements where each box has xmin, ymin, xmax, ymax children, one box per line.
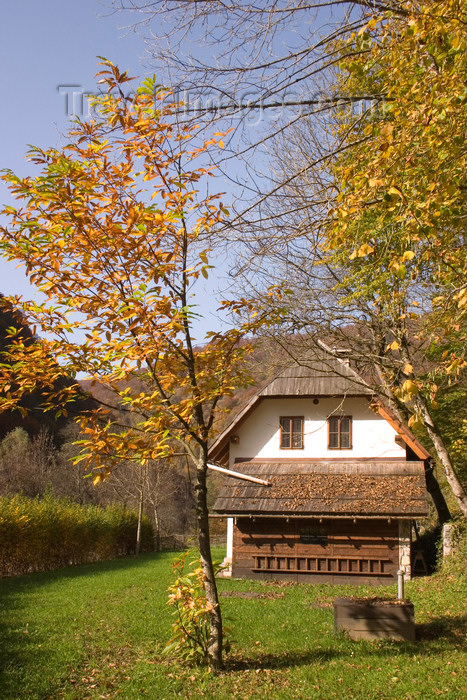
<box><xmin>207</xmin><ymin>463</ymin><xmax>271</xmax><ymax>486</ymax></box>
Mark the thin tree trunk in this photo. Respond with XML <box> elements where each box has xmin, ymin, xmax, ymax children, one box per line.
<box><xmin>136</xmin><ymin>488</ymin><xmax>143</xmax><ymax>555</ymax></box>
<box><xmin>153</xmin><ymin>502</ymin><xmax>161</xmax><ymax>552</ymax></box>
<box><xmin>415</xmin><ymin>396</ymin><xmax>467</xmax><ymax>518</ymax></box>
<box><xmin>195</xmin><ymin>452</ymin><xmax>223</xmax><ymax>668</ymax></box>
<box><xmin>424</xmin><ymin>460</ymin><xmax>451</xmax><ymax>524</ymax></box>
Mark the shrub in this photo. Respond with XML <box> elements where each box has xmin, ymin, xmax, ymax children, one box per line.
<box><xmin>164</xmin><ymin>551</ymin><xmax>231</xmax><ymax>665</ymax></box>
<box><xmin>0</xmin><ymin>494</ymin><xmax>153</xmax><ymax>577</ymax></box>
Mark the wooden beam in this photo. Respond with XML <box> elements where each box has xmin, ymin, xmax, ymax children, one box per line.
<box><xmin>207</xmin><ymin>463</ymin><xmax>271</xmax><ymax>486</ymax></box>
<box><xmin>373</xmin><ymin>403</ymin><xmax>431</xmax><ymax>460</ymax></box>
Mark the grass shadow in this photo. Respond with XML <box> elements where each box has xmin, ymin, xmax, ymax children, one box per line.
<box><xmin>328</xmin><ymin>613</ymin><xmax>467</xmax><ymax>661</ymax></box>
<box><xmin>416</xmin><ymin>614</ymin><xmax>467</xmax><ymax>642</ymax></box>
<box><xmin>0</xmin><ymin>550</ymin><xmax>169</xmax><ymax>594</ymax></box>
<box><xmin>223</xmin><ymin>648</ymin><xmax>343</xmax><ymax>672</ymax></box>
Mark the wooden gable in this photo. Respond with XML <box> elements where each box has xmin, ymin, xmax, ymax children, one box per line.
<box><xmin>209</xmin><ymin>355</ymin><xmax>430</xmax><ymax>465</ymax></box>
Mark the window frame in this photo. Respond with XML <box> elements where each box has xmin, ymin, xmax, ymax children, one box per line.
<box><xmin>279</xmin><ymin>416</ymin><xmax>304</xmax><ymax>450</ymax></box>
<box><xmin>300</xmin><ymin>527</ymin><xmax>328</xmax><ymax>546</ymax></box>
<box><xmin>327</xmin><ymin>415</ymin><xmax>353</xmax><ymax>450</ymax></box>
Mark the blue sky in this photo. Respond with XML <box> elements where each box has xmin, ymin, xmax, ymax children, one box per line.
<box><xmin>0</xmin><ymin>0</ymin><xmax>149</xmax><ymax>294</ymax></box>
<box><xmin>0</xmin><ymin>1</ymin><xmax>146</xmax><ymax>175</ymax></box>
<box><xmin>0</xmin><ymin>0</ymin><xmax>232</xmax><ymax>338</ymax></box>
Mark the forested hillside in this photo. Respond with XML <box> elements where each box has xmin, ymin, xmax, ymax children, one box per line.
<box><xmin>0</xmin><ymin>296</ymin><xmax>194</xmax><ymax>548</ymax></box>
<box><xmin>1</xmin><ymin>295</ymin><xmax>465</xmax><ymax>546</ymax></box>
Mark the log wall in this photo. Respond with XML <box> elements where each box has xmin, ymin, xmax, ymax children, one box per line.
<box><xmin>232</xmin><ymin>517</ymin><xmax>400</xmax><ymax>585</ymax></box>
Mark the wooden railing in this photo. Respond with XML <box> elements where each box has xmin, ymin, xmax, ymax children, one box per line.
<box><xmin>252</xmin><ymin>555</ymin><xmax>392</xmax><ymax>576</ymax></box>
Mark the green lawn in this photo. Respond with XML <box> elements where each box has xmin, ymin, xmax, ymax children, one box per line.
<box><xmin>0</xmin><ymin>545</ymin><xmax>466</xmax><ymax>699</ymax></box>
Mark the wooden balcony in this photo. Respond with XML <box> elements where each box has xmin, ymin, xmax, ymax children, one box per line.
<box><xmin>252</xmin><ymin>554</ymin><xmax>392</xmax><ymax>576</ymax></box>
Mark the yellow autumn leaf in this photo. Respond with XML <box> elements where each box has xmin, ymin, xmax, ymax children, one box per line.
<box><xmin>408</xmin><ymin>414</ymin><xmax>423</xmax><ymax>429</ymax></box>
<box><xmin>349</xmin><ymin>243</ymin><xmax>375</xmax><ymax>260</ymax></box>
<box><xmin>402</xmin><ymin>251</ymin><xmax>415</xmax><ymax>261</ymax></box>
<box><xmin>455</xmin><ymin>288</ymin><xmax>467</xmax><ymax>308</ymax></box>
<box><xmin>380</xmin><ymin>123</ymin><xmax>394</xmax><ymax>141</ymax></box>
<box><xmin>403</xmin><ymin>363</ymin><xmax>413</xmax><ymax>374</ymax></box>
<box><xmin>390</xmin><ymin>261</ymin><xmax>406</xmax><ymax>279</ymax></box>
<box><xmin>402</xmin><ymin>379</ymin><xmax>418</xmax><ymax>396</ymax></box>
<box><xmin>387</xmin><ymin>186</ymin><xmax>403</xmax><ymax>198</ymax></box>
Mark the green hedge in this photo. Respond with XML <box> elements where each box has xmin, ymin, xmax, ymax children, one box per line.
<box><xmin>0</xmin><ymin>494</ymin><xmax>153</xmax><ymax>577</ymax></box>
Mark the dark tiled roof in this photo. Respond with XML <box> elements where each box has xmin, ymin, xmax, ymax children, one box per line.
<box><xmin>213</xmin><ymin>461</ymin><xmax>428</xmax><ymax>518</ymax></box>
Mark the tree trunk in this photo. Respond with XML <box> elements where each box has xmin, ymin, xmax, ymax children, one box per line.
<box><xmin>195</xmin><ymin>453</ymin><xmax>223</xmax><ymax>668</ymax></box>
<box><xmin>424</xmin><ymin>460</ymin><xmax>451</xmax><ymax>525</ymax></box>
<box><xmin>416</xmin><ymin>397</ymin><xmax>467</xmax><ymax>518</ymax></box>
<box><xmin>153</xmin><ymin>502</ymin><xmax>161</xmax><ymax>552</ymax></box>
<box><xmin>372</xmin><ymin>368</ymin><xmax>452</xmax><ymax>524</ymax></box>
<box><xmin>136</xmin><ymin>489</ymin><xmax>143</xmax><ymax>555</ymax></box>
<box><xmin>386</xmin><ymin>399</ymin><xmax>452</xmax><ymax>524</ymax></box>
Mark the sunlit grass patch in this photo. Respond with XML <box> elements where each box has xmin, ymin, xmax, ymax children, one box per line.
<box><xmin>0</xmin><ymin>540</ymin><xmax>466</xmax><ymax>699</ymax></box>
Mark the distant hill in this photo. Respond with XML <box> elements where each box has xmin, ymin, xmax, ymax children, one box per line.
<box><xmin>0</xmin><ymin>295</ymin><xmax>90</xmax><ymax>443</ymax></box>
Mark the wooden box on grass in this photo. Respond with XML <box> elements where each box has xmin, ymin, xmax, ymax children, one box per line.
<box><xmin>334</xmin><ymin>597</ymin><xmax>415</xmax><ymax>641</ymax></box>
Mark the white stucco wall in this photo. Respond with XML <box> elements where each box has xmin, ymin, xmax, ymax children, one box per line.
<box><xmin>229</xmin><ymin>397</ymin><xmax>406</xmax><ymax>464</ymax></box>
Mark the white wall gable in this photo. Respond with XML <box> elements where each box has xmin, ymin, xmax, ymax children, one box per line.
<box><xmin>228</xmin><ymin>396</ymin><xmax>406</xmax><ymax>465</ymax></box>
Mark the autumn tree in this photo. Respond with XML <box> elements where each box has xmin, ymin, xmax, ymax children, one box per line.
<box><xmin>191</xmin><ymin>0</ymin><xmax>467</xmax><ymax>518</ymax></box>
<box><xmin>113</xmin><ymin>1</ymin><xmax>412</xmax><ymax>235</ymax></box>
<box><xmin>323</xmin><ymin>0</ymin><xmax>467</xmax><ymax>515</ymax></box>
<box><xmin>0</xmin><ymin>61</ymin><xmax>277</xmax><ymax>667</ymax></box>
<box><xmin>117</xmin><ymin>0</ymin><xmax>467</xmax><ymax>518</ymax></box>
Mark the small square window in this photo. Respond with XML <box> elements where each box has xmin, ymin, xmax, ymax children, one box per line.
<box><xmin>280</xmin><ymin>416</ymin><xmax>304</xmax><ymax>449</ymax></box>
<box><xmin>328</xmin><ymin>415</ymin><xmax>352</xmax><ymax>450</ymax></box>
<box><xmin>300</xmin><ymin>528</ymin><xmax>328</xmax><ymax>546</ymax></box>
